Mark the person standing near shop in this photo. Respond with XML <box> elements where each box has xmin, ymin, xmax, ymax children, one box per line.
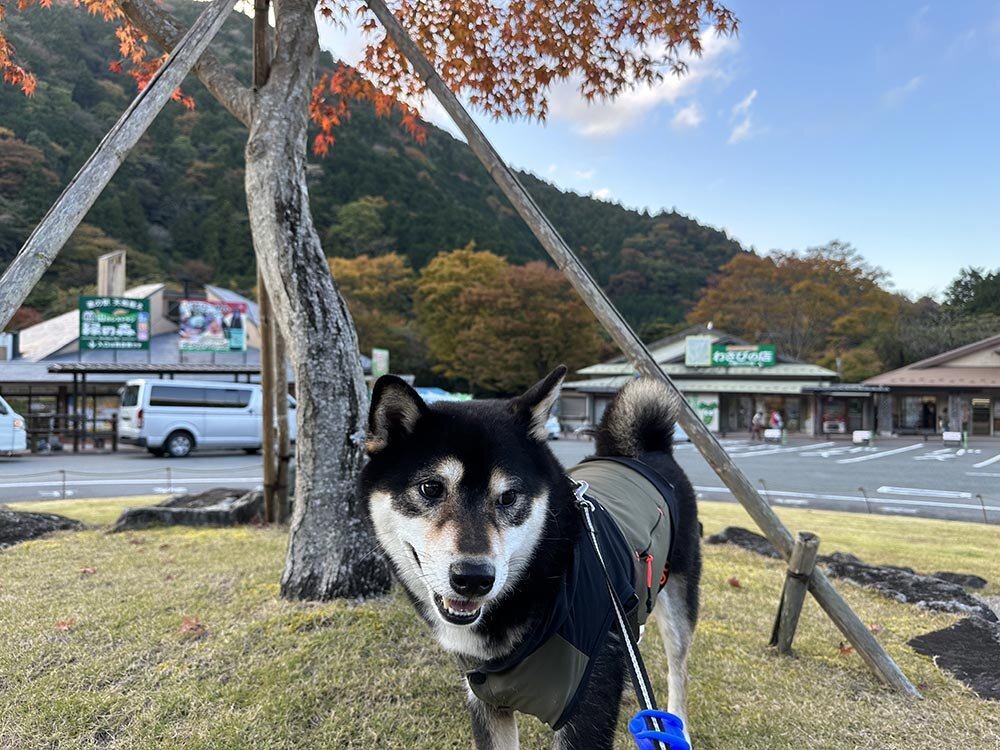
<box><xmin>769</xmin><ymin>410</ymin><xmax>784</xmax><ymax>431</ymax></box>
<box><xmin>750</xmin><ymin>409</ymin><xmax>766</xmax><ymax>440</ymax></box>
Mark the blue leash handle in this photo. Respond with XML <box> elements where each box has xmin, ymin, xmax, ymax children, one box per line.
<box><xmin>629</xmin><ymin>709</ymin><xmax>690</xmax><ymax>750</ymax></box>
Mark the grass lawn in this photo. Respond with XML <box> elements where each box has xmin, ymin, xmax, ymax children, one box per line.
<box><xmin>2</xmin><ymin>497</ymin><xmax>999</xmax><ymax>749</ymax></box>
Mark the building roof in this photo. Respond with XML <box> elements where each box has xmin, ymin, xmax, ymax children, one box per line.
<box><xmin>864</xmin><ymin>332</ymin><xmax>1000</xmax><ymax>388</ymax></box>
<box><xmin>575</xmin><ymin>325</ymin><xmax>836</xmax><ymax>380</ymax></box>
<box><xmin>16</xmin><ymin>283</ymin><xmax>164</xmax><ymax>361</ymax></box>
<box><xmin>564</xmin><ymin>375</ymin><xmax>833</xmax><ymax>396</ymax></box>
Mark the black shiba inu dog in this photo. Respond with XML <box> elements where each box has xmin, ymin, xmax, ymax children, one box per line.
<box><xmin>361</xmin><ymin>366</ymin><xmax>701</xmax><ymax>750</ymax></box>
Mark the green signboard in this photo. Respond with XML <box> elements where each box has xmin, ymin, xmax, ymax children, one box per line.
<box><xmin>711</xmin><ymin>343</ymin><xmax>776</xmax><ymax>368</ymax></box>
<box><xmin>79</xmin><ymin>296</ymin><xmax>150</xmax><ymax>351</ymax></box>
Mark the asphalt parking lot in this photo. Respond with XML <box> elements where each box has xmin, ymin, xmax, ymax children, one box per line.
<box><xmin>2</xmin><ymin>436</ymin><xmax>998</xmax><ymax>524</ymax></box>
<box><xmin>551</xmin><ymin>435</ymin><xmax>1000</xmax><ymax>524</ymax></box>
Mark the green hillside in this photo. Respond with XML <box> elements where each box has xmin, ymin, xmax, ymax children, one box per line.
<box><xmin>0</xmin><ymin>2</ymin><xmax>744</xmax><ymax>335</ymax></box>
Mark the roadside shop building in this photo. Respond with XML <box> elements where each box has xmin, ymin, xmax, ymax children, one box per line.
<box><xmin>558</xmin><ymin>326</ymin><xmax>839</xmax><ymax>436</ymax></box>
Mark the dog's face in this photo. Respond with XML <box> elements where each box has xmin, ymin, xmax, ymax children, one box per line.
<box><xmin>361</xmin><ymin>367</ymin><xmax>567</xmax><ymax>642</ymax></box>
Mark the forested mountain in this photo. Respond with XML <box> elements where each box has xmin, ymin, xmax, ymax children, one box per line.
<box><xmin>0</xmin><ymin>1</ymin><xmax>744</xmax><ymax>336</ymax></box>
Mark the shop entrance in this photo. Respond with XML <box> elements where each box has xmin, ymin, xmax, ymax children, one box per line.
<box><xmin>971</xmin><ymin>398</ymin><xmax>993</xmax><ymax>436</ymax></box>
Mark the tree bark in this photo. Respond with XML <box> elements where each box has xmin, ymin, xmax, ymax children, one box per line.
<box><xmin>245</xmin><ymin>0</ymin><xmax>390</xmax><ymax>599</ymax></box>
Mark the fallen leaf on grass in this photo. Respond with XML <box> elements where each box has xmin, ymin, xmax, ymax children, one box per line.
<box><xmin>727</xmin><ymin>576</ymin><xmax>742</xmax><ymax>589</ymax></box>
<box><xmin>128</xmin><ymin>537</ymin><xmax>146</xmax><ymax>546</ymax></box>
<box><xmin>163</xmin><ymin>573</ymin><xmax>176</xmax><ymax>582</ymax></box>
<box><xmin>178</xmin><ymin>616</ymin><xmax>206</xmax><ymax>638</ymax></box>
<box><xmin>838</xmin><ymin>641</ymin><xmax>855</xmax><ymax>656</ymax></box>
<box><xmin>79</xmin><ymin>566</ymin><xmax>97</xmax><ymax>576</ymax></box>
<box><xmin>867</xmin><ymin>622</ymin><xmax>883</xmax><ymax>634</ymax></box>
<box><xmin>158</xmin><ymin>544</ymin><xmax>170</xmax><ymax>551</ymax></box>
<box><xmin>55</xmin><ymin>619</ymin><xmax>75</xmax><ymax>632</ymax></box>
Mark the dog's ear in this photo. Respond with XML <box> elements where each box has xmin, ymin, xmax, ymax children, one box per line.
<box><xmin>510</xmin><ymin>365</ymin><xmax>567</xmax><ymax>442</ymax></box>
<box><xmin>367</xmin><ymin>375</ymin><xmax>428</xmax><ymax>454</ymax></box>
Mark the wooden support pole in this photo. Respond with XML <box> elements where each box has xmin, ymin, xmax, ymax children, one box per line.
<box><xmin>258</xmin><ymin>273</ymin><xmax>277</xmax><ymax>523</ymax></box>
<box><xmin>770</xmin><ymin>531</ymin><xmax>821</xmax><ymax>654</ymax></box>
<box><xmin>363</xmin><ymin>0</ymin><xmax>920</xmax><ymax>698</ymax></box>
<box><xmin>0</xmin><ymin>0</ymin><xmax>235</xmax><ymax>330</ymax></box>
<box><xmin>253</xmin><ymin>0</ymin><xmax>282</xmax><ymax>523</ymax></box>
<box><xmin>274</xmin><ymin>324</ymin><xmax>291</xmax><ymax>523</ymax></box>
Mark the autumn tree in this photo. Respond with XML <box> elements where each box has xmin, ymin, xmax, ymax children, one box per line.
<box><xmin>325</xmin><ymin>195</ymin><xmax>394</xmax><ymax>258</ymax></box>
<box><xmin>688</xmin><ymin>241</ymin><xmax>899</xmax><ymax>380</ymax></box>
<box><xmin>2</xmin><ymin>0</ymin><xmax>737</xmax><ymax>599</ymax></box>
<box><xmin>457</xmin><ymin>261</ymin><xmax>607</xmax><ymax>393</ymax></box>
<box><xmin>329</xmin><ymin>252</ymin><xmax>427</xmax><ymax>374</ymax></box>
<box><xmin>414</xmin><ymin>244</ymin><xmax>507</xmax><ymax>384</ymax></box>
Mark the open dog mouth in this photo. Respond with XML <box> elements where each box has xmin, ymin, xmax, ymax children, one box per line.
<box><xmin>433</xmin><ymin>593</ymin><xmax>483</xmax><ymax>626</ymax></box>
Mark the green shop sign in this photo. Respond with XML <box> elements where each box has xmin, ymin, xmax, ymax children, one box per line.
<box><xmin>711</xmin><ymin>344</ymin><xmax>776</xmax><ymax>368</ymax></box>
<box><xmin>79</xmin><ymin>296</ymin><xmax>150</xmax><ymax>351</ymax></box>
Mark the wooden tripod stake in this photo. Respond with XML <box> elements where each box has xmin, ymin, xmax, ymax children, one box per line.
<box><xmin>363</xmin><ymin>0</ymin><xmax>920</xmax><ymax>697</ymax></box>
<box><xmin>770</xmin><ymin>532</ymin><xmax>821</xmax><ymax>654</ymax></box>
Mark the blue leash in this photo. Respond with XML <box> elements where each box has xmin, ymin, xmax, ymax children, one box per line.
<box><xmin>573</xmin><ymin>479</ymin><xmax>690</xmax><ymax>750</ymax></box>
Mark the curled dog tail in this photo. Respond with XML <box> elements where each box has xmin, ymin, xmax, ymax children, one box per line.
<box><xmin>594</xmin><ymin>378</ymin><xmax>680</xmax><ymax>458</ymax></box>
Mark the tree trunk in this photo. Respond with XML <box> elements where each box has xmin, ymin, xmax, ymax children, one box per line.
<box><xmin>245</xmin><ymin>0</ymin><xmax>390</xmax><ymax>599</ymax></box>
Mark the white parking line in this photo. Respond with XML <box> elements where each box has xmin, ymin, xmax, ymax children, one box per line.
<box><xmin>733</xmin><ymin>441</ymin><xmax>836</xmax><ymax>458</ymax></box>
<box><xmin>967</xmin><ymin>471</ymin><xmax>1000</xmax><ymax>478</ymax></box>
<box><xmin>973</xmin><ymin>452</ymin><xmax>1000</xmax><ymax>469</ymax></box>
<box><xmin>835</xmin><ymin>443</ymin><xmax>924</xmax><ymax>464</ymax></box>
<box><xmin>694</xmin><ymin>485</ymin><xmax>999</xmax><ymax>513</ymax></box>
<box><xmin>0</xmin><ymin>476</ymin><xmax>262</xmax><ymax>489</ymax></box>
<box><xmin>876</xmin><ymin>486</ymin><xmax>972</xmax><ymax>499</ymax></box>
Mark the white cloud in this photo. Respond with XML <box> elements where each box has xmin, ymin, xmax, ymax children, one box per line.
<box><xmin>883</xmin><ymin>75</ymin><xmax>923</xmax><ymax>107</ymax></box>
<box><xmin>671</xmin><ymin>103</ymin><xmax>703</xmax><ymax>129</ymax></box>
<box><xmin>732</xmin><ymin>88</ymin><xmax>757</xmax><ymax>115</ymax></box>
<box><xmin>575</xmin><ymin>168</ymin><xmax>596</xmax><ymax>180</ymax></box>
<box><xmin>727</xmin><ymin>88</ymin><xmax>758</xmax><ymax>144</ymax></box>
<box><xmin>592</xmin><ymin>187</ymin><xmax>612</xmax><ymax>200</ymax></box>
<box><xmin>545</xmin><ymin>30</ymin><xmax>738</xmax><ymax>138</ymax></box>
<box><xmin>728</xmin><ymin>116</ymin><xmax>752</xmax><ymax>144</ymax></box>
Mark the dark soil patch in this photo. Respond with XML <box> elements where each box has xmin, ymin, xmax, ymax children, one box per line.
<box><xmin>0</xmin><ymin>506</ymin><xmax>83</xmax><ymax>550</ymax></box>
<box><xmin>110</xmin><ymin>488</ymin><xmax>263</xmax><ymax>532</ymax></box>
<box><xmin>705</xmin><ymin>526</ymin><xmax>781</xmax><ymax>558</ymax></box>
<box><xmin>909</xmin><ymin>617</ymin><xmax>1000</xmax><ymax>701</ymax></box>
<box><xmin>931</xmin><ymin>572</ymin><xmax>988</xmax><ymax>590</ymax></box>
<box><xmin>823</xmin><ymin>558</ymin><xmax>997</xmax><ymax>623</ymax></box>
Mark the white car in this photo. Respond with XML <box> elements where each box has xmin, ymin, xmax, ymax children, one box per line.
<box><xmin>0</xmin><ymin>395</ymin><xmax>28</xmax><ymax>455</ymax></box>
<box><xmin>117</xmin><ymin>378</ymin><xmax>296</xmax><ymax>457</ymax></box>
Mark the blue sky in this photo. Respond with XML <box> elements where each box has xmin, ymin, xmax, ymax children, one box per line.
<box><xmin>319</xmin><ymin>2</ymin><xmax>1000</xmax><ymax>299</ymax></box>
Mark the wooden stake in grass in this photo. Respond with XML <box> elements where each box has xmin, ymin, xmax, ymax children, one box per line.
<box><xmin>770</xmin><ymin>532</ymin><xmax>821</xmax><ymax>654</ymax></box>
<box><xmin>362</xmin><ymin>0</ymin><xmax>920</xmax><ymax>697</ymax></box>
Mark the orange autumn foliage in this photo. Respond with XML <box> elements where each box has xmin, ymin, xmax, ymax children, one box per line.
<box><xmin>2</xmin><ymin>0</ymin><xmax>736</xmax><ymax>154</ymax></box>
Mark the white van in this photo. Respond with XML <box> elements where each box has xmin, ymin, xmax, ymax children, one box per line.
<box><xmin>0</xmin><ymin>394</ymin><xmax>28</xmax><ymax>455</ymax></box>
<box><xmin>117</xmin><ymin>379</ymin><xmax>296</xmax><ymax>457</ymax></box>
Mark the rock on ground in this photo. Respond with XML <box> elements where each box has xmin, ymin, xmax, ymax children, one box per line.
<box><xmin>0</xmin><ymin>506</ymin><xmax>83</xmax><ymax>549</ymax></box>
<box><xmin>110</xmin><ymin>488</ymin><xmax>263</xmax><ymax>532</ymax></box>
<box><xmin>909</xmin><ymin>617</ymin><xmax>1000</xmax><ymax>701</ymax></box>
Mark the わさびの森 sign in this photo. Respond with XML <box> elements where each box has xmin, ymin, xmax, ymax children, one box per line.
<box><xmin>79</xmin><ymin>296</ymin><xmax>150</xmax><ymax>350</ymax></box>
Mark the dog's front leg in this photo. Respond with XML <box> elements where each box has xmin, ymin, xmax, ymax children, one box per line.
<box><xmin>468</xmin><ymin>693</ymin><xmax>518</xmax><ymax>750</ymax></box>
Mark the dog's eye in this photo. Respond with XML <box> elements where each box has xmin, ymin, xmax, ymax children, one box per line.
<box><xmin>497</xmin><ymin>490</ymin><xmax>519</xmax><ymax>508</ymax></box>
<box><xmin>418</xmin><ymin>481</ymin><xmax>444</xmax><ymax>500</ymax></box>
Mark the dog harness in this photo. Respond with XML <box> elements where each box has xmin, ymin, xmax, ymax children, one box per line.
<box><xmin>466</xmin><ymin>456</ymin><xmax>677</xmax><ymax>730</ymax></box>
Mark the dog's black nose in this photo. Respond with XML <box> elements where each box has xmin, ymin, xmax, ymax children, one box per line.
<box><xmin>449</xmin><ymin>561</ymin><xmax>495</xmax><ymax>597</ymax></box>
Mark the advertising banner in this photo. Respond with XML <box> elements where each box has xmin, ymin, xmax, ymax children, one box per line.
<box><xmin>79</xmin><ymin>296</ymin><xmax>150</xmax><ymax>351</ymax></box>
<box><xmin>711</xmin><ymin>344</ymin><xmax>776</xmax><ymax>368</ymax></box>
<box><xmin>178</xmin><ymin>299</ymin><xmax>248</xmax><ymax>352</ymax></box>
